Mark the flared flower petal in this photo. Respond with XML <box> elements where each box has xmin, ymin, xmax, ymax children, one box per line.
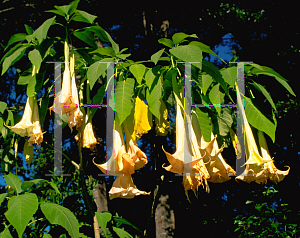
<box><xmin>75</xmin><ymin>115</ymin><xmax>99</xmax><ymax>150</ymax></box>
<box><xmin>258</xmin><ymin>130</ymin><xmax>290</xmax><ymax>183</ymax></box>
<box><xmin>162</xmin><ymin>102</ymin><xmax>204</xmax><ymax>174</ymax></box>
<box><xmin>109</xmin><ymin>175</ymin><xmax>150</xmax><ymax>200</ymax></box>
<box><xmin>6</xmin><ymin>96</ymin><xmax>44</xmax><ymax>145</ymax></box>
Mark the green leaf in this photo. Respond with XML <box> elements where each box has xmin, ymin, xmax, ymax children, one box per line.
<box><xmin>0</xmin><ymin>101</ymin><xmax>7</xmax><ymax>113</ymax></box>
<box><xmin>89</xmin><ymin>25</ymin><xmax>119</xmax><ymax>54</ymax></box>
<box><xmin>42</xmin><ymin>234</ymin><xmax>52</xmax><ymax>238</ymax></box>
<box><xmin>129</xmin><ymin>64</ymin><xmax>146</xmax><ymax>84</ymax></box>
<box><xmin>75</xmin><ymin>49</ymin><xmax>93</xmax><ymax>65</ymax></box>
<box><xmin>21</xmin><ymin>179</ymin><xmax>46</xmax><ymax>190</ymax></box>
<box><xmin>0</xmin><ymin>117</ymin><xmax>3</xmax><ymax>132</ymax></box>
<box><xmin>245</xmin><ymin>96</ymin><xmax>276</xmax><ymax>142</ymax></box>
<box><xmin>146</xmin><ymin>76</ymin><xmax>162</xmax><ymax>119</ymax></box>
<box><xmin>0</xmin><ymin>226</ymin><xmax>13</xmax><ymax>238</ymax></box>
<box><xmin>200</xmin><ymin>74</ymin><xmax>213</xmax><ymax>95</ymax></box>
<box><xmin>73</xmin><ymin>30</ymin><xmax>97</xmax><ymax>48</ymax></box>
<box><xmin>5</xmin><ymin>193</ymin><xmax>38</xmax><ymax>238</ymax></box>
<box><xmin>39</xmin><ymin>94</ymin><xmax>49</xmax><ymax>125</ymax></box>
<box><xmin>158</xmin><ymin>38</ymin><xmax>173</xmax><ymax>48</ymax></box>
<box><xmin>41</xmin><ymin>203</ymin><xmax>79</xmax><ymax>238</ymax></box>
<box><xmin>116</xmin><ymin>54</ymin><xmax>131</xmax><ymax>60</ymax></box>
<box><xmin>49</xmin><ymin>181</ymin><xmax>60</xmax><ymax>194</ymax></box>
<box><xmin>189</xmin><ymin>41</ymin><xmax>226</xmax><ymax>64</ymax></box>
<box><xmin>251</xmin><ymin>82</ymin><xmax>277</xmax><ymax>112</ymax></box>
<box><xmin>17</xmin><ymin>74</ymin><xmax>34</xmax><ymax>85</ymax></box>
<box><xmin>202</xmin><ymin>60</ymin><xmax>228</xmax><ymax>94</ymax></box>
<box><xmin>95</xmin><ymin>212</ymin><xmax>112</xmax><ymax>236</ymax></box>
<box><xmin>54</xmin><ymin>5</ymin><xmax>72</xmax><ymax>16</ymax></box>
<box><xmin>28</xmin><ymin>49</ymin><xmax>43</xmax><ymax>71</ymax></box>
<box><xmin>220</xmin><ymin>67</ymin><xmax>237</xmax><ymax>87</ymax></box>
<box><xmin>115</xmin><ymin>78</ymin><xmax>135</xmax><ymax>125</ymax></box>
<box><xmin>86</xmin><ymin>85</ymin><xmax>106</xmax><ymax>125</ymax></box>
<box><xmin>113</xmin><ymin>216</ymin><xmax>140</xmax><ymax>232</ymax></box>
<box><xmin>5</xmin><ymin>33</ymin><xmax>27</xmax><ymax>50</ymax></box>
<box><xmin>150</xmin><ymin>49</ymin><xmax>164</xmax><ymax>65</ymax></box>
<box><xmin>27</xmin><ymin>72</ymin><xmax>44</xmax><ymax>97</ymax></box>
<box><xmin>209</xmin><ymin>84</ymin><xmax>225</xmax><ymax>115</ymax></box>
<box><xmin>112</xmin><ymin>227</ymin><xmax>133</xmax><ymax>238</ymax></box>
<box><xmin>90</xmin><ymin>47</ymin><xmax>115</xmax><ymax>57</ymax></box>
<box><xmin>2</xmin><ymin>45</ymin><xmax>29</xmax><ymax>75</ymax></box>
<box><xmin>24</xmin><ymin>24</ymin><xmax>34</xmax><ymax>35</ymax></box>
<box><xmin>44</xmin><ymin>9</ymin><xmax>65</xmax><ymax>17</ymax></box>
<box><xmin>217</xmin><ymin>108</ymin><xmax>233</xmax><ymax>136</ymax></box>
<box><xmin>32</xmin><ymin>16</ymin><xmax>56</xmax><ymax>44</ymax></box>
<box><xmin>251</xmin><ymin>66</ymin><xmax>296</xmax><ymax>96</ymax></box>
<box><xmin>3</xmin><ymin>172</ymin><xmax>22</xmax><ymax>194</ymax></box>
<box><xmin>172</xmin><ymin>33</ymin><xmax>197</xmax><ymax>45</ymax></box>
<box><xmin>170</xmin><ymin>45</ymin><xmax>202</xmax><ymax>69</ymax></box>
<box><xmin>0</xmin><ymin>193</ymin><xmax>8</xmax><ymax>205</ymax></box>
<box><xmin>145</xmin><ymin>68</ymin><xmax>155</xmax><ymax>89</ymax></box>
<box><xmin>194</xmin><ymin>107</ymin><xmax>212</xmax><ymax>142</ymax></box>
<box><xmin>72</xmin><ymin>10</ymin><xmax>97</xmax><ymax>24</ymax></box>
<box><xmin>87</xmin><ymin>61</ymin><xmax>109</xmax><ymax>90</ymax></box>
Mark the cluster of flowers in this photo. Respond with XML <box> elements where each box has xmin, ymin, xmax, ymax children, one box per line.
<box><xmin>5</xmin><ymin>42</ymin><xmax>289</xmax><ymax>201</ymax></box>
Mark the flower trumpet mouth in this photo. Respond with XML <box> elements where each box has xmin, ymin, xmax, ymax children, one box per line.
<box><xmin>5</xmin><ymin>96</ymin><xmax>44</xmax><ymax>145</ymax></box>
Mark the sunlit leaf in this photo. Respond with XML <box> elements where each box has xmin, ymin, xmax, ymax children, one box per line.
<box><xmin>129</xmin><ymin>64</ymin><xmax>146</xmax><ymax>84</ymax></box>
<box><xmin>151</xmin><ymin>49</ymin><xmax>164</xmax><ymax>65</ymax></box>
<box><xmin>170</xmin><ymin>45</ymin><xmax>202</xmax><ymax>69</ymax></box>
<box><xmin>5</xmin><ymin>33</ymin><xmax>27</xmax><ymax>51</ymax></box>
<box><xmin>3</xmin><ymin>172</ymin><xmax>22</xmax><ymax>194</ymax></box>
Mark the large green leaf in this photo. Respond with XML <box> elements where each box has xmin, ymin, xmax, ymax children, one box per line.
<box><xmin>90</xmin><ymin>47</ymin><xmax>115</xmax><ymax>57</ymax></box>
<box><xmin>2</xmin><ymin>45</ymin><xmax>29</xmax><ymax>75</ymax></box>
<box><xmin>158</xmin><ymin>38</ymin><xmax>173</xmax><ymax>48</ymax></box>
<box><xmin>5</xmin><ymin>193</ymin><xmax>38</xmax><ymax>238</ymax></box>
<box><xmin>0</xmin><ymin>226</ymin><xmax>13</xmax><ymax>238</ymax></box>
<box><xmin>245</xmin><ymin>96</ymin><xmax>276</xmax><ymax>142</ymax></box>
<box><xmin>150</xmin><ymin>49</ymin><xmax>164</xmax><ymax>65</ymax></box>
<box><xmin>87</xmin><ymin>60</ymin><xmax>110</xmax><ymax>90</ymax></box>
<box><xmin>115</xmin><ymin>78</ymin><xmax>135</xmax><ymax>125</ymax></box>
<box><xmin>112</xmin><ymin>227</ymin><xmax>133</xmax><ymax>238</ymax></box>
<box><xmin>0</xmin><ymin>193</ymin><xmax>8</xmax><ymax>205</ymax></box>
<box><xmin>170</xmin><ymin>45</ymin><xmax>202</xmax><ymax>69</ymax></box>
<box><xmin>39</xmin><ymin>93</ymin><xmax>49</xmax><ymax>125</ymax></box>
<box><xmin>0</xmin><ymin>117</ymin><xmax>3</xmax><ymax>132</ymax></box>
<box><xmin>3</xmin><ymin>172</ymin><xmax>22</xmax><ymax>194</ymax></box>
<box><xmin>5</xmin><ymin>33</ymin><xmax>27</xmax><ymax>50</ymax></box>
<box><xmin>17</xmin><ymin>74</ymin><xmax>33</xmax><ymax>85</ymax></box>
<box><xmin>28</xmin><ymin>49</ymin><xmax>43</xmax><ymax>71</ymax></box>
<box><xmin>216</xmin><ymin>108</ymin><xmax>233</xmax><ymax>137</ymax></box>
<box><xmin>209</xmin><ymin>84</ymin><xmax>225</xmax><ymax>115</ymax></box>
<box><xmin>40</xmin><ymin>203</ymin><xmax>79</xmax><ymax>238</ymax></box>
<box><xmin>72</xmin><ymin>10</ymin><xmax>97</xmax><ymax>24</ymax></box>
<box><xmin>194</xmin><ymin>108</ymin><xmax>212</xmax><ymax>142</ymax></box>
<box><xmin>146</xmin><ymin>76</ymin><xmax>162</xmax><ymax>119</ymax></box>
<box><xmin>220</xmin><ymin>67</ymin><xmax>237</xmax><ymax>87</ymax></box>
<box><xmin>73</xmin><ymin>30</ymin><xmax>97</xmax><ymax>48</ymax></box>
<box><xmin>145</xmin><ymin>68</ymin><xmax>155</xmax><ymax>89</ymax></box>
<box><xmin>129</xmin><ymin>64</ymin><xmax>146</xmax><ymax>85</ymax></box>
<box><xmin>172</xmin><ymin>33</ymin><xmax>198</xmax><ymax>45</ymax></box>
<box><xmin>251</xmin><ymin>82</ymin><xmax>277</xmax><ymax>112</ymax></box>
<box><xmin>27</xmin><ymin>71</ymin><xmax>44</xmax><ymax>97</ymax></box>
<box><xmin>189</xmin><ymin>41</ymin><xmax>226</xmax><ymax>64</ymax></box>
<box><xmin>202</xmin><ymin>60</ymin><xmax>228</xmax><ymax>94</ymax></box>
<box><xmin>0</xmin><ymin>101</ymin><xmax>7</xmax><ymax>113</ymax></box>
<box><xmin>251</xmin><ymin>66</ymin><xmax>296</xmax><ymax>96</ymax></box>
<box><xmin>32</xmin><ymin>16</ymin><xmax>56</xmax><ymax>44</ymax></box>
<box><xmin>24</xmin><ymin>24</ymin><xmax>34</xmax><ymax>35</ymax></box>
<box><xmin>200</xmin><ymin>74</ymin><xmax>213</xmax><ymax>95</ymax></box>
<box><xmin>54</xmin><ymin>5</ymin><xmax>71</xmax><ymax>16</ymax></box>
<box><xmin>95</xmin><ymin>212</ymin><xmax>112</xmax><ymax>236</ymax></box>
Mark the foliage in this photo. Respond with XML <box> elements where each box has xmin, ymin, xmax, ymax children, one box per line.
<box><xmin>0</xmin><ymin>0</ymin><xmax>297</xmax><ymax>237</ymax></box>
<box><xmin>234</xmin><ymin>186</ymin><xmax>300</xmax><ymax>237</ymax></box>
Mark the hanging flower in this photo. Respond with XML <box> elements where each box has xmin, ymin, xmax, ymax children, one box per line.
<box><xmin>235</xmin><ymin>83</ymin><xmax>273</xmax><ymax>184</ymax></box>
<box><xmin>49</xmin><ymin>42</ymin><xmax>83</xmax><ymax>132</ymax></box>
<box><xmin>162</xmin><ymin>100</ymin><xmax>209</xmax><ymax>199</ymax></box>
<box><xmin>257</xmin><ymin>130</ymin><xmax>290</xmax><ymax>183</ymax></box>
<box><xmin>5</xmin><ymin>96</ymin><xmax>43</xmax><ymax>145</ymax></box>
<box><xmin>200</xmin><ymin>133</ymin><xmax>236</xmax><ymax>183</ymax></box>
<box><xmin>75</xmin><ymin>114</ymin><xmax>99</xmax><ymax>150</ymax></box>
<box><xmin>93</xmin><ymin>117</ymin><xmax>150</xmax><ymax>199</ymax></box>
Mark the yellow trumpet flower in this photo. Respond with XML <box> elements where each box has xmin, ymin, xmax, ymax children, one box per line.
<box><xmin>257</xmin><ymin>130</ymin><xmax>290</xmax><ymax>183</ymax></box>
<box><xmin>235</xmin><ymin>83</ymin><xmax>273</xmax><ymax>184</ymax></box>
<box><xmin>5</xmin><ymin>96</ymin><xmax>43</xmax><ymax>146</ymax></box>
<box><xmin>49</xmin><ymin>43</ymin><xmax>83</xmax><ymax>132</ymax></box>
<box><xmin>74</xmin><ymin>115</ymin><xmax>99</xmax><ymax>150</ymax></box>
<box><xmin>93</xmin><ymin>116</ymin><xmax>150</xmax><ymax>199</ymax></box>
